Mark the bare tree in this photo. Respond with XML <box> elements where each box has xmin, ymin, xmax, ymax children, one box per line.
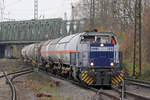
<box><xmin>74</xmin><ymin>0</ymin><xmax>150</xmax><ymax>32</ymax></box>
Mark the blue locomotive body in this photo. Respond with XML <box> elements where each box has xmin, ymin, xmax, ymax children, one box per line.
<box><xmin>90</xmin><ymin>43</ymin><xmax>114</xmax><ymax>67</ymax></box>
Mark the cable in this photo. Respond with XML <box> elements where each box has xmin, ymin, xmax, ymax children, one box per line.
<box><xmin>5</xmin><ymin>0</ymin><xmax>23</xmax><ymax>7</ymax></box>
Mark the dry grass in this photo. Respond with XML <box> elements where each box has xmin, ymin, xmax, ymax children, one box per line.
<box><xmin>26</xmin><ymin>73</ymin><xmax>65</xmax><ymax>100</ymax></box>
<box><xmin>0</xmin><ymin>59</ymin><xmax>70</xmax><ymax>100</ymax></box>
<box><xmin>0</xmin><ymin>58</ymin><xmax>22</xmax><ymax>72</ymax></box>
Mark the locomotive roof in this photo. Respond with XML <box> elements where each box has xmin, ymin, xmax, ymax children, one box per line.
<box><xmin>82</xmin><ymin>32</ymin><xmax>115</xmax><ymax>36</ymax></box>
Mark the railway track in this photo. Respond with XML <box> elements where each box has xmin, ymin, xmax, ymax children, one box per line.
<box><xmin>0</xmin><ymin>67</ymin><xmax>33</xmax><ymax>100</ymax></box>
<box><xmin>0</xmin><ymin>68</ymin><xmax>33</xmax><ymax>78</ymax></box>
<box><xmin>39</xmin><ymin>69</ymin><xmax>122</xmax><ymax>100</ymax></box>
<box><xmin>0</xmin><ymin>67</ymin><xmax>17</xmax><ymax>100</ymax></box>
<box><xmin>113</xmin><ymin>87</ymin><xmax>150</xmax><ymax>100</ymax></box>
<box><xmin>39</xmin><ymin>69</ymin><xmax>150</xmax><ymax>100</ymax></box>
<box><xmin>126</xmin><ymin>78</ymin><xmax>150</xmax><ymax>88</ymax></box>
<box><xmin>2</xmin><ymin>62</ymin><xmax>148</xmax><ymax>100</ymax></box>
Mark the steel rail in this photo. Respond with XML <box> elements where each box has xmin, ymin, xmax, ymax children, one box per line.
<box><xmin>90</xmin><ymin>88</ymin><xmax>121</xmax><ymax>100</ymax></box>
<box><xmin>113</xmin><ymin>87</ymin><xmax>150</xmax><ymax>100</ymax></box>
<box><xmin>126</xmin><ymin>78</ymin><xmax>150</xmax><ymax>88</ymax></box>
<box><xmin>1</xmin><ymin>68</ymin><xmax>17</xmax><ymax>100</ymax></box>
<box><xmin>40</xmin><ymin>69</ymin><xmax>150</xmax><ymax>100</ymax></box>
<box><xmin>125</xmin><ymin>91</ymin><xmax>150</xmax><ymax>100</ymax></box>
<box><xmin>0</xmin><ymin>68</ymin><xmax>33</xmax><ymax>78</ymax></box>
<box><xmin>10</xmin><ymin>70</ymin><xmax>34</xmax><ymax>82</ymax></box>
<box><xmin>0</xmin><ymin>67</ymin><xmax>33</xmax><ymax>100</ymax></box>
<box><xmin>39</xmin><ymin>69</ymin><xmax>121</xmax><ymax>100</ymax></box>
<box><xmin>9</xmin><ymin>69</ymin><xmax>33</xmax><ymax>100</ymax></box>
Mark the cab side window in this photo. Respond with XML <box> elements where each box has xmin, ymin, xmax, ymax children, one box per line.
<box><xmin>111</xmin><ymin>36</ymin><xmax>116</xmax><ymax>44</ymax></box>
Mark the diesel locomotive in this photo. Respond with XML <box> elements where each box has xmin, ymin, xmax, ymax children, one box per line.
<box><xmin>21</xmin><ymin>32</ymin><xmax>125</xmax><ymax>87</ymax></box>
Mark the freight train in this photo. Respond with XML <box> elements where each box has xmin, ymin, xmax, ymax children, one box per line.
<box><xmin>21</xmin><ymin>31</ymin><xmax>125</xmax><ymax>87</ymax></box>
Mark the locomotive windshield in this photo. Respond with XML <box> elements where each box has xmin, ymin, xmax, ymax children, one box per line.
<box><xmin>96</xmin><ymin>35</ymin><xmax>110</xmax><ymax>43</ymax></box>
<box><xmin>81</xmin><ymin>36</ymin><xmax>95</xmax><ymax>43</ymax></box>
<box><xmin>81</xmin><ymin>35</ymin><xmax>116</xmax><ymax>44</ymax></box>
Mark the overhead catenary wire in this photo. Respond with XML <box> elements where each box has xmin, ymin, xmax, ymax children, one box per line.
<box><xmin>0</xmin><ymin>0</ymin><xmax>24</xmax><ymax>21</ymax></box>
<box><xmin>5</xmin><ymin>0</ymin><xmax>23</xmax><ymax>7</ymax></box>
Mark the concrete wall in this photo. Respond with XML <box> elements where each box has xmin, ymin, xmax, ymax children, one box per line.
<box><xmin>4</xmin><ymin>44</ymin><xmax>24</xmax><ymax>58</ymax></box>
<box><xmin>0</xmin><ymin>45</ymin><xmax>5</xmax><ymax>58</ymax></box>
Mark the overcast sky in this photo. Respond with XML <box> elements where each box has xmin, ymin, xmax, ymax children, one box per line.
<box><xmin>0</xmin><ymin>0</ymin><xmax>79</xmax><ymax>21</ymax></box>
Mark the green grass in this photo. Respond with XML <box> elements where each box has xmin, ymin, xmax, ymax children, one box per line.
<box><xmin>39</xmin><ymin>85</ymin><xmax>53</xmax><ymax>92</ymax></box>
<box><xmin>0</xmin><ymin>59</ymin><xmax>70</xmax><ymax>100</ymax></box>
<box><xmin>66</xmin><ymin>96</ymin><xmax>71</xmax><ymax>100</ymax></box>
<box><xmin>0</xmin><ymin>59</ymin><xmax>22</xmax><ymax>72</ymax></box>
<box><xmin>122</xmin><ymin>61</ymin><xmax>133</xmax><ymax>76</ymax></box>
<box><xmin>138</xmin><ymin>67</ymin><xmax>150</xmax><ymax>81</ymax></box>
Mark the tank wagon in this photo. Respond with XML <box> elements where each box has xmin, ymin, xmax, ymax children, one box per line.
<box><xmin>21</xmin><ymin>32</ymin><xmax>125</xmax><ymax>87</ymax></box>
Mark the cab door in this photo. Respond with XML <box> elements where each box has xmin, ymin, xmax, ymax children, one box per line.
<box><xmin>78</xmin><ymin>43</ymin><xmax>90</xmax><ymax>67</ymax></box>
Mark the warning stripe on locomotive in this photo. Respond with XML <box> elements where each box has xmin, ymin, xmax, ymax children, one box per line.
<box><xmin>112</xmin><ymin>70</ymin><xmax>126</xmax><ymax>87</ymax></box>
<box><xmin>81</xmin><ymin>71</ymin><xmax>94</xmax><ymax>85</ymax></box>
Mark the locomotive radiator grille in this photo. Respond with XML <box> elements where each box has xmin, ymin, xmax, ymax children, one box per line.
<box><xmin>81</xmin><ymin>71</ymin><xmax>94</xmax><ymax>85</ymax></box>
<box><xmin>112</xmin><ymin>70</ymin><xmax>126</xmax><ymax>87</ymax></box>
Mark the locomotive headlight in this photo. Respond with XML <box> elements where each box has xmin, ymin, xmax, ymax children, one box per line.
<box><xmin>90</xmin><ymin>62</ymin><xmax>94</xmax><ymax>66</ymax></box>
<box><xmin>110</xmin><ymin>62</ymin><xmax>114</xmax><ymax>66</ymax></box>
<box><xmin>90</xmin><ymin>60</ymin><xmax>94</xmax><ymax>67</ymax></box>
<box><xmin>100</xmin><ymin>43</ymin><xmax>104</xmax><ymax>47</ymax></box>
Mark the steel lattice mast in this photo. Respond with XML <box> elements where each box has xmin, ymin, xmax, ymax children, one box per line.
<box><xmin>34</xmin><ymin>0</ymin><xmax>38</xmax><ymax>71</ymax></box>
<box><xmin>90</xmin><ymin>0</ymin><xmax>95</xmax><ymax>30</ymax></box>
<box><xmin>133</xmin><ymin>0</ymin><xmax>142</xmax><ymax>76</ymax></box>
<box><xmin>34</xmin><ymin>0</ymin><xmax>38</xmax><ymax>19</ymax></box>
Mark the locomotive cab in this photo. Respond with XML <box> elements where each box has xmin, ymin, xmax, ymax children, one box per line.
<box><xmin>79</xmin><ymin>32</ymin><xmax>119</xmax><ymax>68</ymax></box>
<box><xmin>76</xmin><ymin>32</ymin><xmax>121</xmax><ymax>86</ymax></box>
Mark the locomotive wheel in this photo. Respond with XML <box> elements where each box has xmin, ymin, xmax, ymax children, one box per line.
<box><xmin>68</xmin><ymin>71</ymin><xmax>73</xmax><ymax>80</ymax></box>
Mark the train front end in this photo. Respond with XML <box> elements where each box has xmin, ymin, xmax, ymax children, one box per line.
<box><xmin>77</xmin><ymin>32</ymin><xmax>125</xmax><ymax>87</ymax></box>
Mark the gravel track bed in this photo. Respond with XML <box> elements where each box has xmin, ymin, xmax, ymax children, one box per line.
<box><xmin>0</xmin><ymin>72</ymin><xmax>11</xmax><ymax>100</ymax></box>
<box><xmin>40</xmin><ymin>72</ymin><xmax>96</xmax><ymax>100</ymax></box>
<box><xmin>125</xmin><ymin>84</ymin><xmax>150</xmax><ymax>98</ymax></box>
<box><xmin>13</xmin><ymin>73</ymin><xmax>37</xmax><ymax>100</ymax></box>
